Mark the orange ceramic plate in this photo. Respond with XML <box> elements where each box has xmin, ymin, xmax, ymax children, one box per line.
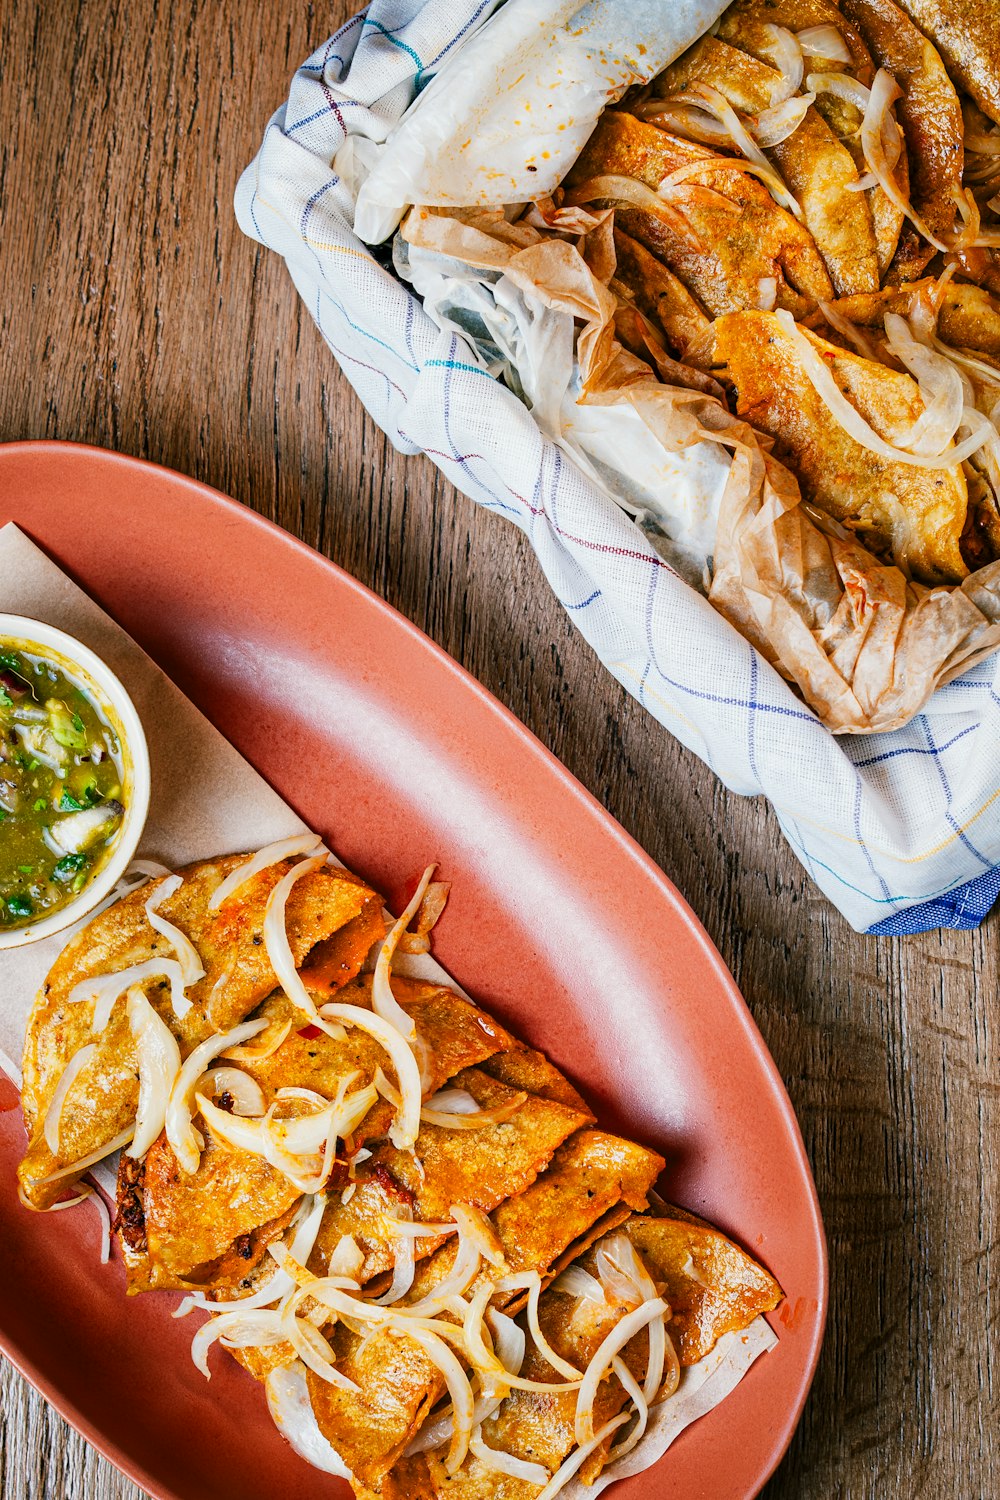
<box><xmin>0</xmin><ymin>441</ymin><xmax>825</xmax><ymax>1500</ymax></box>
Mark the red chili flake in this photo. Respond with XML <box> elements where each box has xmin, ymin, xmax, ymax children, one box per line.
<box><xmin>297</xmin><ymin>1024</ymin><xmax>322</xmax><ymax>1040</ymax></box>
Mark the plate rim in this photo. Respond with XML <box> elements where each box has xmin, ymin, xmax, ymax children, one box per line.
<box><xmin>0</xmin><ymin>438</ymin><xmax>828</xmax><ymax>1500</ymax></box>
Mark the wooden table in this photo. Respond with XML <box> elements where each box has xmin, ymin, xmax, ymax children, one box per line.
<box><xmin>1</xmin><ymin>2</ymin><xmax>997</xmax><ymax>1496</ymax></box>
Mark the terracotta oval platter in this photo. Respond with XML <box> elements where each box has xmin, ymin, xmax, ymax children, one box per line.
<box><xmin>0</xmin><ymin>441</ymin><xmax>826</xmax><ymax>1500</ymax></box>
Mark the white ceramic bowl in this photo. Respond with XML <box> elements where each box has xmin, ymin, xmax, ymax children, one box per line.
<box><xmin>0</xmin><ymin>615</ymin><xmax>150</xmax><ymax>950</ymax></box>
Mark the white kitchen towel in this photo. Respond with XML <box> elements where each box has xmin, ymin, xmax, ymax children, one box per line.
<box><xmin>235</xmin><ymin>0</ymin><xmax>1000</xmax><ymax>934</ymax></box>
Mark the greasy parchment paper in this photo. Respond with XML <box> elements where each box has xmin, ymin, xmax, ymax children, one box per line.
<box><xmin>0</xmin><ymin>520</ymin><xmax>777</xmax><ymax>1488</ymax></box>
<box><xmin>397</xmin><ymin>205</ymin><xmax>1000</xmax><ymax>734</ymax></box>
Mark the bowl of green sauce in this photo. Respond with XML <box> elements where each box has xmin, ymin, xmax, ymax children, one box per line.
<box><xmin>0</xmin><ymin>616</ymin><xmax>150</xmax><ymax>949</ymax></box>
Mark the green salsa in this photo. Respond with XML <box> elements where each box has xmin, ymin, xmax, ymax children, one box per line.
<box><xmin>0</xmin><ymin>643</ymin><xmax>126</xmax><ymax>930</ymax></box>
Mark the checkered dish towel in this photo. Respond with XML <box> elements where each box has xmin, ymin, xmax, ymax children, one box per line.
<box><xmin>236</xmin><ymin>0</ymin><xmax>1000</xmax><ymax>935</ymax></box>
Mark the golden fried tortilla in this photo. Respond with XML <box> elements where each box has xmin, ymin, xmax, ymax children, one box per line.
<box><xmin>308</xmin><ymin>1323</ymin><xmax>443</xmax><ymax>1489</ymax></box>
<box><xmin>832</xmin><ymin>280</ymin><xmax>1000</xmax><ymax>361</ymax></box>
<box><xmin>398</xmin><ymin>1128</ymin><xmax>664</xmax><ymax>1311</ymax></box>
<box><xmin>309</xmin><ymin>1069</ymin><xmax>591</xmax><ymax>1282</ymax></box>
<box><xmin>139</xmin><ymin>1131</ymin><xmax>301</xmax><ymax>1289</ymax></box>
<box><xmin>895</xmin><ymin>0</ymin><xmax>1000</xmax><ymax>126</ymax></box>
<box><xmin>19</xmin><ymin>855</ymin><xmax>372</xmax><ymax>1208</ymax></box>
<box><xmin>565</xmin><ymin>112</ymin><xmax>834</xmax><ymax>317</ymax></box>
<box><xmin>840</xmin><ymin>0</ymin><xmax>964</xmax><ymax>279</ymax></box>
<box><xmin>611</xmin><ymin>228</ymin><xmax>711</xmax><ymax>358</ymax></box>
<box><xmin>624</xmin><ymin>1215</ymin><xmax>783</xmax><ymax>1363</ymax></box>
<box><xmin>657</xmin><ymin>35</ymin><xmax>880</xmax><ymax>295</ymax></box>
<box><xmin>714</xmin><ymin>0</ymin><xmax>909</xmax><ymax>276</ymax></box>
<box><xmin>478</xmin><ymin>1043</ymin><xmax>594</xmax><ymax>1118</ymax></box>
<box><xmin>689</xmin><ymin>308</ymin><xmax>970</xmax><ymax>583</ymax></box>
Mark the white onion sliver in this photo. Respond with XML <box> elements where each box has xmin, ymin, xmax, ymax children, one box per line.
<box><xmin>774</xmin><ymin>309</ymin><xmax>991</xmax><ymax>467</ymax></box>
<box><xmin>194</xmin><ymin>1065</ymin><xmax>266</xmax><ymax>1118</ymax></box>
<box><xmin>208</xmin><ymin>833</ymin><xmax>324</xmax><ymax>911</ymax></box>
<box><xmin>535</xmin><ymin>1414</ymin><xmax>631</xmax><ymax>1500</ymax></box>
<box><xmin>551</xmin><ymin>1266</ymin><xmax>607</xmax><ymax>1304</ymax></box>
<box><xmin>405</xmin><ymin>1326</ymin><xmax>476</xmax><ymax>1474</ymax></box>
<box><xmin>758</xmin><ymin>23</ymin><xmax>804</xmax><ymax>106</ymax></box>
<box><xmin>806</xmin><ymin>70</ymin><xmax>870</xmax><ymax>114</ymax></box>
<box><xmin>263</xmin><ymin>856</ymin><xmax>335</xmax><ymax>1026</ymax></box>
<box><xmin>165</xmin><ymin>1017</ymin><xmax>267</xmax><ymax>1173</ymax></box>
<box><xmin>265</xmin><ymin>1361</ymin><xmax>352</xmax><ymax>1478</ymax></box>
<box><xmin>221</xmin><ymin>1019</ymin><xmax>293</xmax><ymax>1063</ymax></box>
<box><xmin>329</xmin><ymin>1233</ymin><xmax>365</xmax><ymax>1281</ymax></box>
<box><xmin>191</xmin><ymin>1309</ymin><xmax>285</xmax><ymax>1378</ymax></box>
<box><xmin>144</xmin><ymin>874</ymin><xmax>206</xmax><ymax>989</ymax></box>
<box><xmin>469</xmin><ymin>1428</ymin><xmax>550</xmax><ymax>1485</ymax></box>
<box><xmin>797</xmin><ymin>23</ymin><xmax>852</xmax><ymax>63</ymax></box>
<box><xmin>127</xmin><ymin>986</ymin><xmax>182</xmax><ymax>1158</ymax></box>
<box><xmin>320</xmin><ymin>1001</ymin><xmax>422</xmax><ymax>1150</ymax></box>
<box><xmin>36</xmin><ymin>1125</ymin><xmax>135</xmax><ymax>1185</ymax></box>
<box><xmin>88</xmin><ymin>1183</ymin><xmax>113</xmax><ymax>1264</ymax></box>
<box><xmin>43</xmin><ymin>1043</ymin><xmax>97</xmax><ymax>1154</ymax></box>
<box><xmin>69</xmin><ymin>957</ymin><xmax>189</xmax><ymax>1030</ymax></box>
<box><xmin>606</xmin><ymin>1355</ymin><xmax>649</xmax><ymax>1463</ymax></box>
<box><xmin>753</xmin><ymin>94</ymin><xmax>813</xmax><ymax>148</ymax></box>
<box><xmin>574</xmin><ymin>1299</ymin><xmax>669</xmax><ymax>1446</ymax></box>
<box><xmin>372</xmin><ymin>864</ymin><xmax>437</xmax><ymax>1041</ymax></box>
<box><xmin>526</xmin><ymin>1274</ymin><xmax>583</xmax><ymax>1383</ymax></box>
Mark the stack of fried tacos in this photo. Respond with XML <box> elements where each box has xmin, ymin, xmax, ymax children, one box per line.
<box><xmin>386</xmin><ymin>0</ymin><xmax>1000</xmax><ymax>731</ymax></box>
<box><xmin>17</xmin><ymin>839</ymin><xmax>782</xmax><ymax>1497</ymax></box>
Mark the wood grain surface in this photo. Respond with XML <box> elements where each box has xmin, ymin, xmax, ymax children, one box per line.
<box><xmin>0</xmin><ymin>2</ymin><xmax>997</xmax><ymax>1498</ymax></box>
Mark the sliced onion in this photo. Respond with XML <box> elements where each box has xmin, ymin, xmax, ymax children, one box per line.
<box><xmin>329</xmin><ymin>1234</ymin><xmax>365</xmax><ymax>1281</ymax></box>
<box><xmin>280</xmin><ymin>1284</ymin><xmax>359</xmax><ymax>1391</ymax></box>
<box><xmin>144</xmin><ymin>875</ymin><xmax>206</xmax><ymax>989</ymax></box>
<box><xmin>535</xmin><ymin>1414</ymin><xmax>630</xmax><ymax>1500</ymax></box>
<box><xmin>818</xmin><ymin>300</ymin><xmax>881</xmax><ymax>360</ymax></box>
<box><xmin>127</xmin><ymin>986</ymin><xmax>182</xmax><ymax>1158</ymax></box>
<box><xmin>263</xmin><ymin>856</ymin><xmax>341</xmax><ymax>1032</ymax></box>
<box><xmin>43</xmin><ymin>1043</ymin><xmax>97</xmax><ymax>1154</ymax></box>
<box><xmin>221</xmin><ymin>1019</ymin><xmax>292</xmax><ymax>1063</ymax></box>
<box><xmin>166</xmin><ymin>1017</ymin><xmax>267</xmax><ymax>1174</ymax></box>
<box><xmin>89</xmin><ymin>1183</ymin><xmax>112</xmax><ymax>1263</ymax></box>
<box><xmin>265</xmin><ymin>1361</ymin><xmax>352</xmax><ymax>1478</ymax></box>
<box><xmin>756</xmin><ymin>276</ymin><xmax>778</xmax><ymax>312</ymax></box>
<box><xmin>753</xmin><ymin>94</ymin><xmax>814</xmax><ymax>149</ymax></box>
<box><xmin>797</xmin><ymin>23</ymin><xmax>851</xmax><ymax>63</ymax></box>
<box><xmin>372</xmin><ymin>865</ymin><xmax>436</xmax><ymax>1040</ymax></box>
<box><xmin>405</xmin><ymin>1233</ymin><xmax>482</xmax><ymax>1317</ymax></box>
<box><xmin>567</xmin><ymin>173</ymin><xmax>678</xmax><ymax>214</ymax></box>
<box><xmin>469</xmin><ymin>1428</ymin><xmax>549</xmax><ymax>1485</ymax></box>
<box><xmin>757</xmin><ymin>24</ymin><xmax>804</xmax><ymax>106</ymax></box>
<box><xmin>574</xmin><ymin>1298</ymin><xmax>669</xmax><ymax>1446</ymax></box>
<box><xmin>405</xmin><ymin>1326</ymin><xmax>476</xmax><ymax>1474</ymax></box>
<box><xmin>198</xmin><ymin>1075</ymin><xmax>377</xmax><ymax>1193</ymax></box>
<box><xmin>774</xmin><ymin>309</ymin><xmax>993</xmax><ymax>467</ymax></box>
<box><xmin>208</xmin><ymin>833</ymin><xmax>324</xmax><ymax>910</ymax></box>
<box><xmin>672</xmin><ymin>83</ymin><xmax>802</xmax><ymax>217</ymax></box>
<box><xmin>377</xmin><ymin>1229</ymin><xmax>417</xmax><ymax>1305</ymax></box>
<box><xmin>884</xmin><ymin>312</ymin><xmax>965</xmax><ymax>455</ymax></box>
<box><xmin>320</xmin><ymin>1001</ymin><xmax>422</xmax><ymax>1150</ymax></box>
<box><xmin>450</xmin><ymin>1203</ymin><xmax>506</xmax><ymax>1270</ymax></box>
<box><xmin>128</xmin><ymin>859</ymin><xmax>173</xmax><ymax>879</ymax></box>
<box><xmin>606</xmin><ymin>1355</ymin><xmax>648</xmax><ymax>1462</ymax></box>
<box><xmin>596</xmin><ymin>1234</ymin><xmax>659</xmax><ymax>1308</ymax></box>
<box><xmin>807</xmin><ymin>69</ymin><xmax>870</xmax><ymax>115</ymax></box>
<box><xmin>191</xmin><ymin>1308</ymin><xmax>286</xmax><ymax>1378</ymax></box>
<box><xmin>414</xmin><ymin>1079</ymin><xmax>529</xmax><ymax>1132</ymax></box>
<box><xmin>36</xmin><ymin>1125</ymin><xmax>135</xmax><ymax>1186</ymax></box>
<box><xmin>496</xmin><ymin>1271</ymin><xmax>585</xmax><ymax>1383</ymax></box>
<box><xmin>69</xmin><ymin>957</ymin><xmax>190</xmax><ymax>1030</ymax></box>
<box><xmin>860</xmin><ymin>70</ymin><xmax>951</xmax><ymax>252</ymax></box>
<box><xmin>551</xmin><ymin>1266</ymin><xmax>606</xmax><ymax>1304</ymax></box>
<box><xmin>194</xmin><ymin>1065</ymin><xmax>266</xmax><ymax>1118</ymax></box>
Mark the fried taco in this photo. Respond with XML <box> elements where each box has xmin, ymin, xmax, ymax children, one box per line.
<box><xmin>17</xmin><ymin>836</ymin><xmax>785</xmax><ymax>1498</ymax></box>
